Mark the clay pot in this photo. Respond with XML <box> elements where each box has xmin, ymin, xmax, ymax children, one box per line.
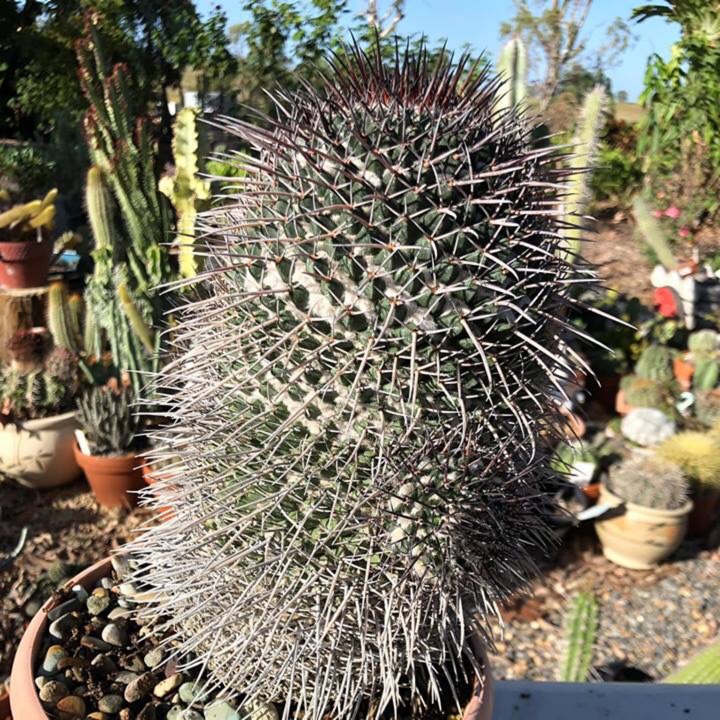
<box><xmin>0</xmin><ymin>411</ymin><xmax>80</xmax><ymax>488</ymax></box>
<box><xmin>10</xmin><ymin>558</ymin><xmax>111</xmax><ymax>720</ymax></box>
<box><xmin>0</xmin><ymin>237</ymin><xmax>53</xmax><ymax>290</ymax></box>
<box><xmin>673</xmin><ymin>355</ymin><xmax>694</xmax><ymax>391</ymax></box>
<box><xmin>595</xmin><ymin>485</ymin><xmax>692</xmax><ymax>569</ymax></box>
<box><xmin>74</xmin><ymin>445</ymin><xmax>144</xmax><ymax>509</ymax></box>
<box><xmin>614</xmin><ymin>388</ymin><xmax>635</xmax><ymax>416</ymax></box>
<box><xmin>10</xmin><ymin>557</ymin><xmax>494</xmax><ymax>720</ymax></box>
<box><xmin>582</xmin><ymin>483</ymin><xmax>601</xmax><ymax>505</ymax></box>
<box><xmin>687</xmin><ymin>489</ymin><xmax>720</xmax><ymax>538</ymax></box>
<box><xmin>0</xmin><ymin>688</ymin><xmax>10</xmax><ymax>720</ymax></box>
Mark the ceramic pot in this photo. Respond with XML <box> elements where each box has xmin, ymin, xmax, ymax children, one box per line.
<box><xmin>614</xmin><ymin>388</ymin><xmax>634</xmax><ymax>416</ymax></box>
<box><xmin>0</xmin><ymin>411</ymin><xmax>80</xmax><ymax>488</ymax></box>
<box><xmin>596</xmin><ymin>485</ymin><xmax>692</xmax><ymax>569</ymax></box>
<box><xmin>673</xmin><ymin>355</ymin><xmax>694</xmax><ymax>391</ymax></box>
<box><xmin>0</xmin><ymin>688</ymin><xmax>10</xmax><ymax>720</ymax></box>
<box><xmin>10</xmin><ymin>558</ymin><xmax>494</xmax><ymax>720</ymax></box>
<box><xmin>687</xmin><ymin>489</ymin><xmax>720</xmax><ymax>538</ymax></box>
<box><xmin>0</xmin><ymin>237</ymin><xmax>53</xmax><ymax>290</ymax></box>
<box><xmin>74</xmin><ymin>445</ymin><xmax>144</xmax><ymax>509</ymax></box>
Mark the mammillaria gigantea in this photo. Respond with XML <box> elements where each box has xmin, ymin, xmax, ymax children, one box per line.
<box><xmin>129</xmin><ymin>44</ymin><xmax>599</xmax><ymax>719</ymax></box>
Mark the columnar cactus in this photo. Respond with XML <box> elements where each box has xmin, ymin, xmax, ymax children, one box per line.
<box><xmin>130</xmin><ymin>44</ymin><xmax>599</xmax><ymax>719</ymax></box>
<box><xmin>559</xmin><ymin>592</ymin><xmax>599</xmax><ymax>682</ymax></box>
<box><xmin>496</xmin><ymin>37</ymin><xmax>527</xmax><ymax>115</ymax></box>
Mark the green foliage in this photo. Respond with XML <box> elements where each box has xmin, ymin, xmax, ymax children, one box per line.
<box><xmin>589</xmin><ymin>145</ymin><xmax>643</xmax><ymax>203</ymax></box>
<box><xmin>632</xmin><ymin>196</ymin><xmax>677</xmax><ymax>270</ymax></box>
<box><xmin>559</xmin><ymin>592</ymin><xmax>599</xmax><ymax>682</ymax></box>
<box><xmin>159</xmin><ymin>108</ymin><xmax>211</xmax><ymax>278</ymax></box>
<box><xmin>635</xmin><ymin>344</ymin><xmax>675</xmax><ymax>382</ymax></box>
<box><xmin>664</xmin><ymin>638</ymin><xmax>720</xmax><ymax>684</ymax></box>
<box><xmin>620</xmin><ymin>375</ymin><xmax>674</xmax><ymax>413</ymax></box>
<box><xmin>658</xmin><ymin>430</ymin><xmax>720</xmax><ymax>491</ymax></box>
<box><xmin>688</xmin><ymin>330</ymin><xmax>719</xmax><ymax>391</ymax></box>
<box><xmin>77</xmin><ymin>385</ymin><xmax>143</xmax><ymax>456</ymax></box>
<box><xmin>0</xmin><ymin>144</ymin><xmax>56</xmax><ymax>198</ymax></box>
<box><xmin>608</xmin><ymin>454</ymin><xmax>689</xmax><ymax>509</ymax></box>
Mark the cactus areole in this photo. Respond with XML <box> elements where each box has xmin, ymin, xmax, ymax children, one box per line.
<box><xmin>130</xmin><ymin>44</ymin><xmax>596</xmax><ymax>719</ymax></box>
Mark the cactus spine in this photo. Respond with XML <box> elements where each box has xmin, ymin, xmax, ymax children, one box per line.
<box><xmin>496</xmin><ymin>37</ymin><xmax>527</xmax><ymax>114</ymax></box>
<box><xmin>559</xmin><ymin>592</ymin><xmax>599</xmax><ymax>682</ymax></box>
<box><xmin>159</xmin><ymin>107</ymin><xmax>211</xmax><ymax>278</ymax></box>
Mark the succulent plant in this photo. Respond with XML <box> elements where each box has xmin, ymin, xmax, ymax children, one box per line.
<box><xmin>496</xmin><ymin>37</ymin><xmax>527</xmax><ymax>115</ymax></box>
<box><xmin>619</xmin><ymin>374</ymin><xmax>674</xmax><ymax>413</ymax></box>
<box><xmin>558</xmin><ymin>592</ymin><xmax>598</xmax><ymax>682</ymax></box>
<box><xmin>658</xmin><ymin>431</ymin><xmax>720</xmax><ymax>491</ymax></box>
<box><xmin>635</xmin><ymin>344</ymin><xmax>675</xmax><ymax>383</ymax></box>
<box><xmin>607</xmin><ymin>455</ymin><xmax>689</xmax><ymax>510</ymax></box>
<box><xmin>621</xmin><ymin>407</ymin><xmax>676</xmax><ymax>447</ymax></box>
<box><xmin>632</xmin><ymin>196</ymin><xmax>677</xmax><ymax>271</ymax></box>
<box><xmin>128</xmin><ymin>44</ymin><xmax>600</xmax><ymax>719</ymax></box>
<box><xmin>77</xmin><ymin>385</ymin><xmax>143</xmax><ymax>456</ymax></box>
<box><xmin>6</xmin><ymin>328</ymin><xmax>50</xmax><ymax>365</ymax></box>
<box><xmin>664</xmin><ymin>638</ymin><xmax>720</xmax><ymax>684</ymax></box>
<box><xmin>0</xmin><ymin>188</ymin><xmax>57</xmax><ymax>242</ymax></box>
<box><xmin>695</xmin><ymin>389</ymin><xmax>720</xmax><ymax>427</ymax></box>
<box><xmin>689</xmin><ymin>330</ymin><xmax>719</xmax><ymax>391</ymax></box>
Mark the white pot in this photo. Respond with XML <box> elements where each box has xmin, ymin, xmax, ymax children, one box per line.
<box><xmin>0</xmin><ymin>411</ymin><xmax>81</xmax><ymax>488</ymax></box>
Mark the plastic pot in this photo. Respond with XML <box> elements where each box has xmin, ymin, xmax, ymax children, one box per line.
<box><xmin>74</xmin><ymin>445</ymin><xmax>144</xmax><ymax>509</ymax></box>
<box><xmin>595</xmin><ymin>486</ymin><xmax>692</xmax><ymax>569</ymax></box>
<box><xmin>0</xmin><ymin>238</ymin><xmax>53</xmax><ymax>290</ymax></box>
<box><xmin>0</xmin><ymin>411</ymin><xmax>80</xmax><ymax>488</ymax></box>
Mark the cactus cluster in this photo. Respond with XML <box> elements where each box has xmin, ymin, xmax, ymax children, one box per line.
<box><xmin>693</xmin><ymin>389</ymin><xmax>720</xmax><ymax>427</ymax></box>
<box><xmin>558</xmin><ymin>592</ymin><xmax>599</xmax><ymax>682</ymax></box>
<box><xmin>608</xmin><ymin>455</ymin><xmax>689</xmax><ymax>510</ymax></box>
<box><xmin>689</xmin><ymin>330</ymin><xmax>719</xmax><ymax>391</ymax></box>
<box><xmin>6</xmin><ymin>328</ymin><xmax>50</xmax><ymax>366</ymax></box>
<box><xmin>159</xmin><ymin>107</ymin><xmax>211</xmax><ymax>279</ymax></box>
<box><xmin>47</xmin><ymin>282</ymin><xmax>85</xmax><ymax>354</ymax></box>
<box><xmin>658</xmin><ymin>431</ymin><xmax>720</xmax><ymax>491</ymax></box>
<box><xmin>635</xmin><ymin>344</ymin><xmax>675</xmax><ymax>382</ymax></box>
<box><xmin>77</xmin><ymin>385</ymin><xmax>142</xmax><ymax>456</ymax></box>
<box><xmin>0</xmin><ymin>189</ymin><xmax>57</xmax><ymax>242</ymax></box>
<box><xmin>127</xmin><ymin>44</ymin><xmax>601</xmax><ymax>719</ymax></box>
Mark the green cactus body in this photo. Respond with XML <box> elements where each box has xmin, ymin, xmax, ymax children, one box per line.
<box><xmin>129</xmin><ymin>45</ymin><xmax>601</xmax><ymax>719</ymax></box>
<box><xmin>633</xmin><ymin>197</ymin><xmax>678</xmax><ymax>270</ymax></box>
<box><xmin>635</xmin><ymin>344</ymin><xmax>675</xmax><ymax>382</ymax></box>
<box><xmin>47</xmin><ymin>282</ymin><xmax>80</xmax><ymax>353</ymax></box>
<box><xmin>608</xmin><ymin>455</ymin><xmax>689</xmax><ymax>509</ymax></box>
<box><xmin>689</xmin><ymin>330</ymin><xmax>719</xmax><ymax>390</ymax></box>
<box><xmin>77</xmin><ymin>385</ymin><xmax>142</xmax><ymax>455</ymax></box>
<box><xmin>496</xmin><ymin>37</ymin><xmax>527</xmax><ymax>114</ymax></box>
<box><xmin>559</xmin><ymin>592</ymin><xmax>599</xmax><ymax>682</ymax></box>
<box><xmin>664</xmin><ymin>640</ymin><xmax>720</xmax><ymax>683</ymax></box>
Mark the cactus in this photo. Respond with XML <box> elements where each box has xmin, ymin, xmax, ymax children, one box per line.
<box><xmin>664</xmin><ymin>639</ymin><xmax>720</xmax><ymax>684</ymax></box>
<box><xmin>558</xmin><ymin>592</ymin><xmax>599</xmax><ymax>682</ymax></box>
<box><xmin>633</xmin><ymin>196</ymin><xmax>678</xmax><ymax>270</ymax></box>
<box><xmin>689</xmin><ymin>330</ymin><xmax>719</xmax><ymax>391</ymax></box>
<box><xmin>565</xmin><ymin>86</ymin><xmax>608</xmax><ymax>258</ymax></box>
<box><xmin>635</xmin><ymin>344</ymin><xmax>675</xmax><ymax>382</ymax></box>
<box><xmin>76</xmin><ymin>385</ymin><xmax>142</xmax><ymax>456</ymax></box>
<box><xmin>496</xmin><ymin>37</ymin><xmax>527</xmax><ymax>115</ymax></box>
<box><xmin>0</xmin><ymin>189</ymin><xmax>57</xmax><ymax>241</ymax></box>
<box><xmin>159</xmin><ymin>107</ymin><xmax>211</xmax><ymax>278</ymax></box>
<box><xmin>658</xmin><ymin>431</ymin><xmax>720</xmax><ymax>491</ymax></box>
<box><xmin>621</xmin><ymin>407</ymin><xmax>676</xmax><ymax>447</ymax></box>
<box><xmin>127</xmin><ymin>44</ymin><xmax>604</xmax><ymax>719</ymax></box>
<box><xmin>6</xmin><ymin>328</ymin><xmax>49</xmax><ymax>365</ymax></box>
<box><xmin>47</xmin><ymin>282</ymin><xmax>82</xmax><ymax>353</ymax></box>
<box><xmin>620</xmin><ymin>375</ymin><xmax>673</xmax><ymax>412</ymax></box>
<box><xmin>694</xmin><ymin>389</ymin><xmax>720</xmax><ymax>427</ymax></box>
<box><xmin>608</xmin><ymin>454</ymin><xmax>689</xmax><ymax>509</ymax></box>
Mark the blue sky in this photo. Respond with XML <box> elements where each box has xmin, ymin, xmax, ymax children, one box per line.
<box><xmin>198</xmin><ymin>0</ymin><xmax>679</xmax><ymax>101</ymax></box>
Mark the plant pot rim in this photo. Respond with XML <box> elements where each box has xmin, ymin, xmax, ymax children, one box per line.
<box><xmin>2</xmin><ymin>410</ymin><xmax>77</xmax><ymax>432</ymax></box>
<box><xmin>10</xmin><ymin>557</ymin><xmax>112</xmax><ymax>720</ymax></box>
<box><xmin>73</xmin><ymin>443</ymin><xmax>142</xmax><ymax>469</ymax></box>
<box><xmin>0</xmin><ymin>236</ymin><xmax>50</xmax><ymax>247</ymax></box>
<box><xmin>601</xmin><ymin>485</ymin><xmax>693</xmax><ymax>518</ymax></box>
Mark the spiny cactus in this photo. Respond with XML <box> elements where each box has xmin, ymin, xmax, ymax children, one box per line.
<box><xmin>664</xmin><ymin>639</ymin><xmax>720</xmax><ymax>684</ymax></box>
<box><xmin>635</xmin><ymin>344</ymin><xmax>675</xmax><ymax>383</ymax></box>
<box><xmin>632</xmin><ymin>196</ymin><xmax>678</xmax><ymax>270</ymax></box>
<box><xmin>619</xmin><ymin>375</ymin><xmax>673</xmax><ymax>413</ymax></box>
<box><xmin>689</xmin><ymin>330</ymin><xmax>719</xmax><ymax>391</ymax></box>
<box><xmin>77</xmin><ymin>385</ymin><xmax>142</xmax><ymax>456</ymax></box>
<box><xmin>159</xmin><ymin>107</ymin><xmax>211</xmax><ymax>278</ymax></box>
<box><xmin>496</xmin><ymin>37</ymin><xmax>527</xmax><ymax>115</ymax></box>
<box><xmin>6</xmin><ymin>328</ymin><xmax>49</xmax><ymax>366</ymax></box>
<box><xmin>608</xmin><ymin>455</ymin><xmax>689</xmax><ymax>510</ymax></box>
<box><xmin>621</xmin><ymin>407</ymin><xmax>676</xmax><ymax>447</ymax></box>
<box><xmin>565</xmin><ymin>86</ymin><xmax>607</xmax><ymax>258</ymax></box>
<box><xmin>558</xmin><ymin>592</ymin><xmax>599</xmax><ymax>682</ymax></box>
<box><xmin>128</xmin><ymin>44</ymin><xmax>601</xmax><ymax>719</ymax></box>
<box><xmin>0</xmin><ymin>189</ymin><xmax>57</xmax><ymax>241</ymax></box>
<box><xmin>694</xmin><ymin>389</ymin><xmax>720</xmax><ymax>427</ymax></box>
<box><xmin>658</xmin><ymin>431</ymin><xmax>720</xmax><ymax>491</ymax></box>
<box><xmin>47</xmin><ymin>282</ymin><xmax>83</xmax><ymax>353</ymax></box>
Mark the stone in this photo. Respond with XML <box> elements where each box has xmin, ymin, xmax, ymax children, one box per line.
<box><xmin>85</xmin><ymin>713</ymin><xmax>109</xmax><ymax>720</ymax></box>
<box><xmin>137</xmin><ymin>703</ymin><xmax>157</xmax><ymax>720</ymax></box>
<box><xmin>178</xmin><ymin>681</ymin><xmax>206</xmax><ymax>704</ymax></box>
<box><xmin>25</xmin><ymin>599</ymin><xmax>41</xmax><ymax>617</ymax></box>
<box><xmin>101</xmin><ymin>622</ymin><xmax>128</xmax><ymax>647</ymax></box>
<box><xmin>100</xmin><ymin>577</ymin><xmax>115</xmax><ymax>589</ymax></box>
<box><xmin>119</xmin><ymin>710</ymin><xmax>132</xmax><ymax>720</ymax></box>
<box><xmin>43</xmin><ymin>644</ymin><xmax>68</xmax><ymax>674</ymax></box>
<box><xmin>48</xmin><ymin>598</ymin><xmax>80</xmax><ymax>621</ymax></box>
<box><xmin>57</xmin><ymin>657</ymin><xmax>88</xmax><ymax>670</ymax></box>
<box><xmin>71</xmin><ymin>584</ymin><xmax>89</xmax><ymax>602</ymax></box>
<box><xmin>56</xmin><ymin>695</ymin><xmax>86</xmax><ymax>718</ymax></box>
<box><xmin>119</xmin><ymin>582</ymin><xmax>138</xmax><ymax>597</ymax></box>
<box><xmin>117</xmin><ymin>597</ymin><xmax>132</xmax><ymax>609</ymax></box>
<box><xmin>67</xmin><ymin>666</ymin><xmax>87</xmax><ymax>683</ymax></box>
<box><xmin>108</xmin><ymin>607</ymin><xmax>134</xmax><ymax>621</ymax></box>
<box><xmin>91</xmin><ymin>655</ymin><xmax>118</xmax><ymax>673</ymax></box>
<box><xmin>80</xmin><ymin>636</ymin><xmax>112</xmax><ymax>652</ymax></box>
<box><xmin>114</xmin><ymin>671</ymin><xmax>140</xmax><ymax>684</ymax></box>
<box><xmin>111</xmin><ymin>554</ymin><xmax>132</xmax><ymax>577</ymax></box>
<box><xmin>92</xmin><ymin>587</ymin><xmax>109</xmax><ymax>598</ymax></box>
<box><xmin>153</xmin><ymin>673</ymin><xmax>184</xmax><ymax>698</ymax></box>
<box><xmin>119</xmin><ymin>655</ymin><xmax>146</xmax><ymax>673</ymax></box>
<box><xmin>241</xmin><ymin>702</ymin><xmax>279</xmax><ymax>720</ymax></box>
<box><xmin>49</xmin><ymin>613</ymin><xmax>78</xmax><ymax>641</ymax></box>
<box><xmin>87</xmin><ymin>595</ymin><xmax>111</xmax><ymax>616</ymax></box>
<box><xmin>39</xmin><ymin>680</ymin><xmax>69</xmax><ymax>704</ymax></box>
<box><xmin>124</xmin><ymin>672</ymin><xmax>156</xmax><ymax>703</ymax></box>
<box><xmin>35</xmin><ymin>676</ymin><xmax>49</xmax><ymax>689</ymax></box>
<box><xmin>204</xmin><ymin>701</ymin><xmax>241</xmax><ymax>720</ymax></box>
<box><xmin>168</xmin><ymin>707</ymin><xmax>203</xmax><ymax>720</ymax></box>
<box><xmin>143</xmin><ymin>647</ymin><xmax>165</xmax><ymax>669</ymax></box>
<box><xmin>98</xmin><ymin>695</ymin><xmax>124</xmax><ymax>714</ymax></box>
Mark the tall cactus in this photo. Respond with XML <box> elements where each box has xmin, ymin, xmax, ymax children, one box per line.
<box><xmin>129</xmin><ymin>44</ymin><xmax>601</xmax><ymax>719</ymax></box>
<box><xmin>664</xmin><ymin>639</ymin><xmax>720</xmax><ymax>683</ymax></box>
<box><xmin>496</xmin><ymin>37</ymin><xmax>527</xmax><ymax>114</ymax></box>
<box><xmin>565</xmin><ymin>85</ymin><xmax>607</xmax><ymax>258</ymax></box>
<box><xmin>159</xmin><ymin>108</ymin><xmax>211</xmax><ymax>279</ymax></box>
<box><xmin>558</xmin><ymin>592</ymin><xmax>599</xmax><ymax>682</ymax></box>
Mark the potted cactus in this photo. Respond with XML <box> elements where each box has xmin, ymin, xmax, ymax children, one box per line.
<box><xmin>0</xmin><ymin>189</ymin><xmax>58</xmax><ymax>289</ymax></box>
<box><xmin>616</xmin><ymin>344</ymin><xmax>677</xmax><ymax>415</ymax></box>
<box><xmin>74</xmin><ymin>384</ymin><xmax>146</xmax><ymax>509</ymax></box>
<box><xmin>0</xmin><ymin>339</ymin><xmax>81</xmax><ymax>487</ymax></box>
<box><xmin>658</xmin><ymin>431</ymin><xmax>720</xmax><ymax>537</ymax></box>
<box><xmin>596</xmin><ymin>455</ymin><xmax>692</xmax><ymax>569</ymax></box>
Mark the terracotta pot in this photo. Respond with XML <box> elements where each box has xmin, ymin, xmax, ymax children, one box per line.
<box><xmin>0</xmin><ymin>411</ymin><xmax>80</xmax><ymax>488</ymax></box>
<box><xmin>74</xmin><ymin>445</ymin><xmax>144</xmax><ymax>509</ymax></box>
<box><xmin>687</xmin><ymin>489</ymin><xmax>720</xmax><ymax>538</ymax></box>
<box><xmin>10</xmin><ymin>557</ymin><xmax>494</xmax><ymax>720</ymax></box>
<box><xmin>10</xmin><ymin>558</ymin><xmax>111</xmax><ymax>720</ymax></box>
<box><xmin>582</xmin><ymin>483</ymin><xmax>601</xmax><ymax>505</ymax></box>
<box><xmin>595</xmin><ymin>486</ymin><xmax>692</xmax><ymax>569</ymax></box>
<box><xmin>0</xmin><ymin>689</ymin><xmax>10</xmax><ymax>720</ymax></box>
<box><xmin>0</xmin><ymin>237</ymin><xmax>53</xmax><ymax>290</ymax></box>
<box><xmin>673</xmin><ymin>355</ymin><xmax>694</xmax><ymax>391</ymax></box>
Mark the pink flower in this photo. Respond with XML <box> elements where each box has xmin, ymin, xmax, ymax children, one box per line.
<box><xmin>678</xmin><ymin>226</ymin><xmax>691</xmax><ymax>238</ymax></box>
<box><xmin>664</xmin><ymin>206</ymin><xmax>681</xmax><ymax>219</ymax></box>
<box><xmin>652</xmin><ymin>209</ymin><xmax>663</xmax><ymax>218</ymax></box>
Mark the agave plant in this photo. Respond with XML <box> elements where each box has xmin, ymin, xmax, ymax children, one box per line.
<box><xmin>129</xmin><ymin>43</ymin><xmax>598</xmax><ymax>719</ymax></box>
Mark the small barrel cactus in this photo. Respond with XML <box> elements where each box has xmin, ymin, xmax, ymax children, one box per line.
<box><xmin>607</xmin><ymin>455</ymin><xmax>689</xmax><ymax>510</ymax></box>
<box><xmin>635</xmin><ymin>344</ymin><xmax>675</xmax><ymax>383</ymax></box>
<box><xmin>621</xmin><ymin>407</ymin><xmax>676</xmax><ymax>446</ymax></box>
<box><xmin>689</xmin><ymin>330</ymin><xmax>719</xmax><ymax>391</ymax></box>
<box><xmin>129</xmin><ymin>44</ymin><xmax>601</xmax><ymax>718</ymax></box>
<box><xmin>658</xmin><ymin>431</ymin><xmax>720</xmax><ymax>491</ymax></box>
